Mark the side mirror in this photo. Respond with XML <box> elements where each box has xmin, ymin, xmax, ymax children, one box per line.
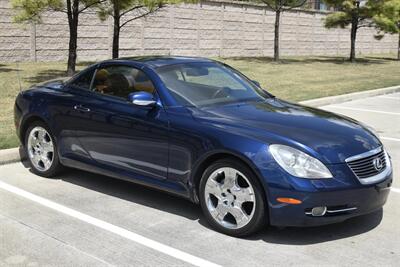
<box><xmin>128</xmin><ymin>91</ymin><xmax>156</xmax><ymax>107</ymax></box>
<box><xmin>252</xmin><ymin>80</ymin><xmax>261</xmax><ymax>88</ymax></box>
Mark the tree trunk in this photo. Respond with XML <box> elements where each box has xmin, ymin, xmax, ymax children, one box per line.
<box><xmin>273</xmin><ymin>10</ymin><xmax>281</xmax><ymax>62</ymax></box>
<box><xmin>112</xmin><ymin>7</ymin><xmax>120</xmax><ymax>59</ymax></box>
<box><xmin>398</xmin><ymin>31</ymin><xmax>400</xmax><ymax>60</ymax></box>
<box><xmin>349</xmin><ymin>15</ymin><xmax>358</xmax><ymax>62</ymax></box>
<box><xmin>67</xmin><ymin>23</ymin><xmax>78</xmax><ymax>76</ymax></box>
<box><xmin>66</xmin><ymin>0</ymin><xmax>79</xmax><ymax>76</ymax></box>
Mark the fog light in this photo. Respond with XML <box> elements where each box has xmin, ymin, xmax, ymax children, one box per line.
<box><xmin>311</xmin><ymin>206</ymin><xmax>327</xmax><ymax>216</ymax></box>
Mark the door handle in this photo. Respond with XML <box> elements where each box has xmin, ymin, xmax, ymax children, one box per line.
<box><xmin>73</xmin><ymin>105</ymin><xmax>91</xmax><ymax>112</ymax></box>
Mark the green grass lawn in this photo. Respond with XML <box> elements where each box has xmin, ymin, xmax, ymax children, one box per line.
<box><xmin>1</xmin><ymin>55</ymin><xmax>400</xmax><ymax>149</ymax></box>
<box><xmin>0</xmin><ymin>62</ymin><xmax>86</xmax><ymax>149</ymax></box>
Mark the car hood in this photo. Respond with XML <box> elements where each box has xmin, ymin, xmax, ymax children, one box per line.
<box><xmin>189</xmin><ymin>98</ymin><xmax>381</xmax><ymax>164</ymax></box>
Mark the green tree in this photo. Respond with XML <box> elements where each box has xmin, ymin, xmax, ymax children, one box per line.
<box><xmin>251</xmin><ymin>0</ymin><xmax>307</xmax><ymax>61</ymax></box>
<box><xmin>12</xmin><ymin>0</ymin><xmax>103</xmax><ymax>75</ymax></box>
<box><xmin>98</xmin><ymin>0</ymin><xmax>194</xmax><ymax>59</ymax></box>
<box><xmin>373</xmin><ymin>0</ymin><xmax>400</xmax><ymax>60</ymax></box>
<box><xmin>323</xmin><ymin>0</ymin><xmax>381</xmax><ymax>62</ymax></box>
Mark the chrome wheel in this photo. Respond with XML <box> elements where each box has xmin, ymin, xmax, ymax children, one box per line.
<box><xmin>204</xmin><ymin>167</ymin><xmax>256</xmax><ymax>229</ymax></box>
<box><xmin>27</xmin><ymin>126</ymin><xmax>54</xmax><ymax>172</ymax></box>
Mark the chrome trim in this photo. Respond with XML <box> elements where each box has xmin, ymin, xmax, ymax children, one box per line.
<box><xmin>345</xmin><ymin>146</ymin><xmax>382</xmax><ymax>163</ymax></box>
<box><xmin>347</xmin><ymin>150</ymin><xmax>392</xmax><ymax>185</ymax></box>
<box><xmin>326</xmin><ymin>207</ymin><xmax>357</xmax><ymax>214</ymax></box>
<box><xmin>305</xmin><ymin>207</ymin><xmax>357</xmax><ymax>216</ymax></box>
<box><xmin>132</xmin><ymin>99</ymin><xmax>156</xmax><ymax>106</ymax></box>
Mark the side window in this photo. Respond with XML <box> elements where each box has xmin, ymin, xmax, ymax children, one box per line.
<box><xmin>69</xmin><ymin>69</ymin><xmax>95</xmax><ymax>90</ymax></box>
<box><xmin>92</xmin><ymin>65</ymin><xmax>156</xmax><ymax>99</ymax></box>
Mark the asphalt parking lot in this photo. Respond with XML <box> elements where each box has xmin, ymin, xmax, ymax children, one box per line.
<box><xmin>0</xmin><ymin>93</ymin><xmax>399</xmax><ymax>266</ymax></box>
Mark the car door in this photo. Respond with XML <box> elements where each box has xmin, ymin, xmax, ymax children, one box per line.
<box><xmin>52</xmin><ymin>66</ymin><xmax>100</xmax><ymax>166</ymax></box>
<box><xmin>72</xmin><ymin>63</ymin><xmax>170</xmax><ymax>181</ymax></box>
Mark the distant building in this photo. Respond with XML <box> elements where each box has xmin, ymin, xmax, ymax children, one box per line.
<box><xmin>305</xmin><ymin>0</ymin><xmax>336</xmax><ymax>11</ymax></box>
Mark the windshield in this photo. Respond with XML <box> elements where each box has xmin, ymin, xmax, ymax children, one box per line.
<box><xmin>156</xmin><ymin>62</ymin><xmax>268</xmax><ymax>107</ymax></box>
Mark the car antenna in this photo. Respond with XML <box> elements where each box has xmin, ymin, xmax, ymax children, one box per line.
<box><xmin>16</xmin><ymin>61</ymin><xmax>22</xmax><ymax>92</ymax></box>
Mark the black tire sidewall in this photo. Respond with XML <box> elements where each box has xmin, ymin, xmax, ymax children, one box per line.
<box><xmin>24</xmin><ymin>121</ymin><xmax>62</xmax><ymax>177</ymax></box>
<box><xmin>199</xmin><ymin>158</ymin><xmax>267</xmax><ymax>237</ymax></box>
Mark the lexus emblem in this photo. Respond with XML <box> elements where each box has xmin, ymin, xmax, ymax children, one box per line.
<box><xmin>372</xmin><ymin>158</ymin><xmax>383</xmax><ymax>171</ymax></box>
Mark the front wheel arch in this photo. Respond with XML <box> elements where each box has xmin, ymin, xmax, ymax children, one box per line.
<box><xmin>19</xmin><ymin>115</ymin><xmax>49</xmax><ymax>144</ymax></box>
<box><xmin>24</xmin><ymin>120</ymin><xmax>63</xmax><ymax>177</ymax></box>
<box><xmin>198</xmin><ymin>157</ymin><xmax>268</xmax><ymax>236</ymax></box>
<box><xmin>191</xmin><ymin>151</ymin><xmax>269</xmax><ymax>212</ymax></box>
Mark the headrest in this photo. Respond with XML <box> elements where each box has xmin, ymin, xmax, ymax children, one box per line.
<box><xmin>132</xmin><ymin>69</ymin><xmax>155</xmax><ymax>93</ymax></box>
<box><xmin>106</xmin><ymin>73</ymin><xmax>131</xmax><ymax>92</ymax></box>
<box><xmin>95</xmin><ymin>69</ymin><xmax>109</xmax><ymax>82</ymax></box>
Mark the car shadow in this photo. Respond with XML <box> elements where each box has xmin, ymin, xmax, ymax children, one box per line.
<box><xmin>57</xmin><ymin>168</ymin><xmax>201</xmax><ymax>221</ymax></box>
<box><xmin>250</xmin><ymin>209</ymin><xmax>383</xmax><ymax>245</ymax></box>
<box><xmin>23</xmin><ymin>163</ymin><xmax>384</xmax><ymax>245</ymax></box>
<box><xmin>23</xmin><ymin>70</ymin><xmax>68</xmax><ymax>84</ymax></box>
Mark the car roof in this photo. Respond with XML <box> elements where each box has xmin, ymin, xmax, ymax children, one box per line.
<box><xmin>102</xmin><ymin>56</ymin><xmax>215</xmax><ymax>68</ymax></box>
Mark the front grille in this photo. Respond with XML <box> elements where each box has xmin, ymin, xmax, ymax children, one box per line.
<box><xmin>347</xmin><ymin>149</ymin><xmax>386</xmax><ymax>179</ymax></box>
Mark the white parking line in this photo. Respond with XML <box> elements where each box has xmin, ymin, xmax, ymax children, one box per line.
<box><xmin>381</xmin><ymin>137</ymin><xmax>400</xmax><ymax>142</ymax></box>
<box><xmin>0</xmin><ymin>180</ymin><xmax>221</xmax><ymax>267</ymax></box>
<box><xmin>328</xmin><ymin>106</ymin><xmax>400</xmax><ymax>115</ymax></box>
<box><xmin>392</xmin><ymin>188</ymin><xmax>400</xmax><ymax>194</ymax></box>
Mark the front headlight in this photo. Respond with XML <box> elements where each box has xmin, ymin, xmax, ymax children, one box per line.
<box><xmin>269</xmin><ymin>144</ymin><xmax>333</xmax><ymax>179</ymax></box>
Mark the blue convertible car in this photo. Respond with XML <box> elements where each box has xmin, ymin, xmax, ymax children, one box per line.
<box><xmin>14</xmin><ymin>56</ymin><xmax>392</xmax><ymax>236</ymax></box>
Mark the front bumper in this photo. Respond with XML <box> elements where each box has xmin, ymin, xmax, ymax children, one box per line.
<box><xmin>268</xmin><ymin>175</ymin><xmax>392</xmax><ymax>227</ymax></box>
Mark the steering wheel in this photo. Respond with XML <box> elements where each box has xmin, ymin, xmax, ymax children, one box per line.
<box><xmin>211</xmin><ymin>87</ymin><xmax>231</xmax><ymax>99</ymax></box>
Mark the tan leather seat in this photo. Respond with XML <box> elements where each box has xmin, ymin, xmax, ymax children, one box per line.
<box><xmin>94</xmin><ymin>69</ymin><xmax>110</xmax><ymax>92</ymax></box>
<box><xmin>131</xmin><ymin>69</ymin><xmax>155</xmax><ymax>94</ymax></box>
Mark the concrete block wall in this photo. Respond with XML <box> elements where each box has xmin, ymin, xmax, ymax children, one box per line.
<box><xmin>0</xmin><ymin>0</ymin><xmax>397</xmax><ymax>62</ymax></box>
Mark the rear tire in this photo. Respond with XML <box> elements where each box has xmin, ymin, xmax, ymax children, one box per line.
<box><xmin>199</xmin><ymin>158</ymin><xmax>267</xmax><ymax>237</ymax></box>
<box><xmin>24</xmin><ymin>121</ymin><xmax>63</xmax><ymax>177</ymax></box>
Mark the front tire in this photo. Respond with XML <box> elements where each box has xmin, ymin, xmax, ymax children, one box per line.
<box><xmin>199</xmin><ymin>158</ymin><xmax>267</xmax><ymax>237</ymax></box>
<box><xmin>24</xmin><ymin>121</ymin><xmax>63</xmax><ymax>177</ymax></box>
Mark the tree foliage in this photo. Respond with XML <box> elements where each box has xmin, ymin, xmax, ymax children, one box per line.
<box><xmin>325</xmin><ymin>12</ymin><xmax>351</xmax><ymax>28</ymax></box>
<box><xmin>372</xmin><ymin>0</ymin><xmax>400</xmax><ymax>59</ymax></box>
<box><xmin>97</xmin><ymin>0</ymin><xmax>165</xmax><ymax>25</ymax></box>
<box><xmin>249</xmin><ymin>0</ymin><xmax>307</xmax><ymax>61</ymax></box>
<box><xmin>373</xmin><ymin>0</ymin><xmax>400</xmax><ymax>34</ymax></box>
<box><xmin>256</xmin><ymin>0</ymin><xmax>307</xmax><ymax>11</ymax></box>
<box><xmin>12</xmin><ymin>0</ymin><xmax>104</xmax><ymax>75</ymax></box>
<box><xmin>97</xmin><ymin>0</ymin><xmax>195</xmax><ymax>58</ymax></box>
<box><xmin>323</xmin><ymin>0</ymin><xmax>383</xmax><ymax>61</ymax></box>
<box><xmin>12</xmin><ymin>0</ymin><xmax>62</xmax><ymax>22</ymax></box>
<box><xmin>97</xmin><ymin>0</ymin><xmax>195</xmax><ymax>29</ymax></box>
<box><xmin>323</xmin><ymin>0</ymin><xmax>379</xmax><ymax>28</ymax></box>
<box><xmin>12</xmin><ymin>0</ymin><xmax>101</xmax><ymax>22</ymax></box>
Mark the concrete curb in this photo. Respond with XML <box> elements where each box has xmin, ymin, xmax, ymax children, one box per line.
<box><xmin>0</xmin><ymin>85</ymin><xmax>399</xmax><ymax>165</ymax></box>
<box><xmin>299</xmin><ymin>85</ymin><xmax>400</xmax><ymax>107</ymax></box>
<box><xmin>0</xmin><ymin>147</ymin><xmax>25</xmax><ymax>165</ymax></box>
